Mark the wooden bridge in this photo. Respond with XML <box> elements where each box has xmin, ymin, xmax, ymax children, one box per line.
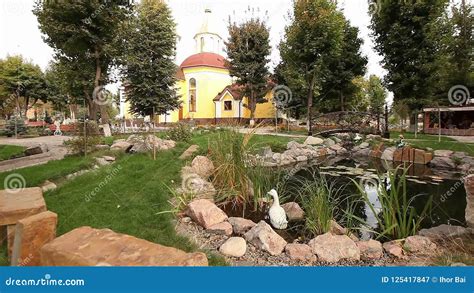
<box><xmin>311</xmin><ymin>110</ymin><xmax>389</xmax><ymax>137</ymax></box>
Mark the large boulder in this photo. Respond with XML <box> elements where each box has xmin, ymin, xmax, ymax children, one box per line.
<box><xmin>40</xmin><ymin>226</ymin><xmax>208</xmax><ymax>266</ymax></box>
<box><xmin>11</xmin><ymin>211</ymin><xmax>57</xmax><ymax>266</ymax></box>
<box><xmin>244</xmin><ymin>221</ymin><xmax>287</xmax><ymax>256</ymax></box>
<box><xmin>206</xmin><ymin>222</ymin><xmax>233</xmax><ymax>236</ymax></box>
<box><xmin>129</xmin><ymin>135</ymin><xmax>176</xmax><ymax>153</ymax></box>
<box><xmin>281</xmin><ymin>202</ymin><xmax>304</xmax><ymax>221</ymax></box>
<box><xmin>185</xmin><ymin>199</ymin><xmax>227</xmax><ymax>229</ymax></box>
<box><xmin>179</xmin><ymin>172</ymin><xmax>216</xmax><ymax>199</ymax></box>
<box><xmin>304</xmin><ymin>136</ymin><xmax>324</xmax><ymax>146</ymax></box>
<box><xmin>356</xmin><ymin>239</ymin><xmax>383</xmax><ymax>260</ymax></box>
<box><xmin>191</xmin><ymin>156</ymin><xmax>215</xmax><ymax>179</ymax></box>
<box><xmin>381</xmin><ymin>147</ymin><xmax>396</xmax><ymax>161</ymax></box>
<box><xmin>418</xmin><ymin>224</ymin><xmax>469</xmax><ymax>239</ymax></box>
<box><xmin>308</xmin><ymin>233</ymin><xmax>360</xmax><ymax>263</ymax></box>
<box><xmin>285</xmin><ymin>243</ymin><xmax>316</xmax><ymax>262</ymax></box>
<box><xmin>383</xmin><ymin>240</ymin><xmax>404</xmax><ymax>258</ymax></box>
<box><xmin>434</xmin><ymin>150</ymin><xmax>454</xmax><ymax>157</ymax></box>
<box><xmin>228</xmin><ymin>217</ymin><xmax>256</xmax><ymax>235</ymax></box>
<box><xmin>323</xmin><ymin>138</ymin><xmax>336</xmax><ymax>147</ymax></box>
<box><xmin>24</xmin><ymin>144</ymin><xmax>48</xmax><ymax>156</ymax></box>
<box><xmin>110</xmin><ymin>140</ymin><xmax>132</xmax><ymax>152</ymax></box>
<box><xmin>179</xmin><ymin>145</ymin><xmax>199</xmax><ymax>160</ymax></box>
<box><xmin>219</xmin><ymin>237</ymin><xmax>247</xmax><ymax>257</ymax></box>
<box><xmin>403</xmin><ymin>236</ymin><xmax>436</xmax><ymax>253</ymax></box>
<box><xmin>0</xmin><ymin>187</ymin><xmax>46</xmax><ymax>226</ymax></box>
<box><xmin>430</xmin><ymin>156</ymin><xmax>456</xmax><ymax>169</ymax></box>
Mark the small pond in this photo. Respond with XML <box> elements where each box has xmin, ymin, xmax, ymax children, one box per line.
<box><xmin>224</xmin><ymin>155</ymin><xmax>467</xmax><ymax>242</ymax></box>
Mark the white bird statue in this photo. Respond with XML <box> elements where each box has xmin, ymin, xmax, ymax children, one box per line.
<box><xmin>267</xmin><ymin>189</ymin><xmax>288</xmax><ymax>229</ymax></box>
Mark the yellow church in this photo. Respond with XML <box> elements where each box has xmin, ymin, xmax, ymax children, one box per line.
<box><xmin>121</xmin><ymin>9</ymin><xmax>276</xmax><ymax>125</ymax></box>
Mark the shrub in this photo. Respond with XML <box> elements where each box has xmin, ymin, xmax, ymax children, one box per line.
<box><xmin>64</xmin><ymin>121</ymin><xmax>102</xmax><ymax>155</ymax></box>
<box><xmin>4</xmin><ymin>118</ymin><xmax>27</xmax><ymax>137</ymax></box>
<box><xmin>165</xmin><ymin>123</ymin><xmax>192</xmax><ymax>142</ymax></box>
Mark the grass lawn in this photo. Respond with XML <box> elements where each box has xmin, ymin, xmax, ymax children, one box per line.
<box><xmin>0</xmin><ymin>131</ymin><xmax>297</xmax><ymax>266</ymax></box>
<box><xmin>0</xmin><ymin>145</ymin><xmax>26</xmax><ymax>161</ymax></box>
<box><xmin>390</xmin><ymin>131</ymin><xmax>474</xmax><ymax>156</ymax></box>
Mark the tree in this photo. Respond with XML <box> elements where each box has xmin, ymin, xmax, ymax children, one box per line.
<box><xmin>34</xmin><ymin>0</ymin><xmax>133</xmax><ymax>128</ymax></box>
<box><xmin>226</xmin><ymin>14</ymin><xmax>271</xmax><ymax>125</ymax></box>
<box><xmin>370</xmin><ymin>0</ymin><xmax>450</xmax><ymax>111</ymax></box>
<box><xmin>279</xmin><ymin>0</ymin><xmax>345</xmax><ymax>135</ymax></box>
<box><xmin>320</xmin><ymin>20</ymin><xmax>368</xmax><ymax>112</ymax></box>
<box><xmin>117</xmin><ymin>0</ymin><xmax>180</xmax><ymax>117</ymax></box>
<box><xmin>367</xmin><ymin>75</ymin><xmax>386</xmax><ymax>115</ymax></box>
<box><xmin>0</xmin><ymin>55</ymin><xmax>47</xmax><ymax>118</ymax></box>
<box><xmin>349</xmin><ymin>76</ymin><xmax>370</xmax><ymax>112</ymax></box>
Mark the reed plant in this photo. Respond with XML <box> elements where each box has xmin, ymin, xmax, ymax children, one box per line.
<box><xmin>350</xmin><ymin>166</ymin><xmax>432</xmax><ymax>241</ymax></box>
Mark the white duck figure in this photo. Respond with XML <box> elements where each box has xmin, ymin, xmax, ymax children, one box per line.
<box><xmin>267</xmin><ymin>189</ymin><xmax>288</xmax><ymax>229</ymax></box>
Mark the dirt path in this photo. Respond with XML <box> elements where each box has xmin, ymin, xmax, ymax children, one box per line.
<box><xmin>0</xmin><ymin>136</ymin><xmax>71</xmax><ymax>172</ymax></box>
<box><xmin>448</xmin><ymin>136</ymin><xmax>474</xmax><ymax>143</ymax></box>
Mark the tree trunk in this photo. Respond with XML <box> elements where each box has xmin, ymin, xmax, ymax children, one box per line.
<box><xmin>249</xmin><ymin>87</ymin><xmax>256</xmax><ymax>127</ymax></box>
<box><xmin>94</xmin><ymin>46</ymin><xmax>111</xmax><ymax>137</ymax></box>
<box><xmin>307</xmin><ymin>73</ymin><xmax>317</xmax><ymax>136</ymax></box>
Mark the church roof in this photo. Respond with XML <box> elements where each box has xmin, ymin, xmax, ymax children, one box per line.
<box><xmin>213</xmin><ymin>84</ymin><xmax>244</xmax><ymax>101</ymax></box>
<box><xmin>180</xmin><ymin>52</ymin><xmax>227</xmax><ymax>70</ymax></box>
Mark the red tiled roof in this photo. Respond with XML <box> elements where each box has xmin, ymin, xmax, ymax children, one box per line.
<box><xmin>213</xmin><ymin>84</ymin><xmax>244</xmax><ymax>101</ymax></box>
<box><xmin>180</xmin><ymin>52</ymin><xmax>227</xmax><ymax>70</ymax></box>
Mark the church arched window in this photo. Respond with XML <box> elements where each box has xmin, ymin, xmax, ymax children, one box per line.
<box><xmin>200</xmin><ymin>37</ymin><xmax>205</xmax><ymax>52</ymax></box>
<box><xmin>189</xmin><ymin>78</ymin><xmax>197</xmax><ymax>112</ymax></box>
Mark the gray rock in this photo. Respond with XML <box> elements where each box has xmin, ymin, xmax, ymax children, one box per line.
<box><xmin>40</xmin><ymin>180</ymin><xmax>57</xmax><ymax>192</ymax></box>
<box><xmin>191</xmin><ymin>156</ymin><xmax>215</xmax><ymax>179</ymax></box>
<box><xmin>110</xmin><ymin>140</ymin><xmax>132</xmax><ymax>152</ymax></box>
<box><xmin>356</xmin><ymin>239</ymin><xmax>383</xmax><ymax>260</ymax></box>
<box><xmin>323</xmin><ymin>138</ymin><xmax>336</xmax><ymax>147</ymax></box>
<box><xmin>244</xmin><ymin>221</ymin><xmax>287</xmax><ymax>256</ymax></box>
<box><xmin>95</xmin><ymin>157</ymin><xmax>110</xmax><ymax>166</ymax></box>
<box><xmin>296</xmin><ymin>155</ymin><xmax>308</xmax><ymax>162</ymax></box>
<box><xmin>434</xmin><ymin>150</ymin><xmax>454</xmax><ymax>157</ymax></box>
<box><xmin>206</xmin><ymin>222</ymin><xmax>233</xmax><ymax>236</ymax></box>
<box><xmin>430</xmin><ymin>156</ymin><xmax>456</xmax><ymax>169</ymax></box>
<box><xmin>219</xmin><ymin>237</ymin><xmax>247</xmax><ymax>257</ymax></box>
<box><xmin>359</xmin><ymin>142</ymin><xmax>370</xmax><ymax>149</ymax></box>
<box><xmin>24</xmin><ymin>144</ymin><xmax>48</xmax><ymax>156</ymax></box>
<box><xmin>228</xmin><ymin>217</ymin><xmax>256</xmax><ymax>235</ymax></box>
<box><xmin>418</xmin><ymin>224</ymin><xmax>469</xmax><ymax>239</ymax></box>
<box><xmin>304</xmin><ymin>136</ymin><xmax>324</xmax><ymax>145</ymax></box>
<box><xmin>179</xmin><ymin>145</ymin><xmax>199</xmax><ymax>160</ymax></box>
<box><xmin>403</xmin><ymin>236</ymin><xmax>436</xmax><ymax>253</ymax></box>
<box><xmin>285</xmin><ymin>244</ymin><xmax>316</xmax><ymax>261</ymax></box>
<box><xmin>281</xmin><ymin>202</ymin><xmax>304</xmax><ymax>221</ymax></box>
<box><xmin>308</xmin><ymin>233</ymin><xmax>360</xmax><ymax>262</ymax></box>
<box><xmin>381</xmin><ymin>147</ymin><xmax>396</xmax><ymax>161</ymax></box>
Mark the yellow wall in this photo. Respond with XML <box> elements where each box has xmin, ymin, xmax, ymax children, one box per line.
<box><xmin>240</xmin><ymin>91</ymin><xmax>275</xmax><ymax>119</ymax></box>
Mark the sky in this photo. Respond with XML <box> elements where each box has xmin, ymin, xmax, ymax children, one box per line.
<box><xmin>0</xmin><ymin>0</ymin><xmax>387</xmax><ymax>94</ymax></box>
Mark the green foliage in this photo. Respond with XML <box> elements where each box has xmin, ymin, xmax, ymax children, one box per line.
<box><xmin>4</xmin><ymin>118</ymin><xmax>27</xmax><ymax>137</ymax></box>
<box><xmin>319</xmin><ymin>21</ymin><xmax>368</xmax><ymax>112</ymax></box>
<box><xmin>117</xmin><ymin>0</ymin><xmax>180</xmax><ymax>117</ymax></box>
<box><xmin>226</xmin><ymin>12</ymin><xmax>271</xmax><ymax>120</ymax></box>
<box><xmin>0</xmin><ymin>56</ymin><xmax>48</xmax><ymax>117</ymax></box>
<box><xmin>165</xmin><ymin>123</ymin><xmax>192</xmax><ymax>142</ymax></box>
<box><xmin>297</xmin><ymin>173</ymin><xmax>342</xmax><ymax>236</ymax></box>
<box><xmin>279</xmin><ymin>0</ymin><xmax>346</xmax><ymax>133</ymax></box>
<box><xmin>351</xmin><ymin>167</ymin><xmax>433</xmax><ymax>241</ymax></box>
<box><xmin>64</xmin><ymin>121</ymin><xmax>101</xmax><ymax>155</ymax></box>
<box><xmin>370</xmin><ymin>0</ymin><xmax>450</xmax><ymax>110</ymax></box>
<box><xmin>367</xmin><ymin>75</ymin><xmax>387</xmax><ymax>114</ymax></box>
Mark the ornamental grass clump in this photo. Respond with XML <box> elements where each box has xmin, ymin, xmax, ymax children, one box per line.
<box><xmin>351</xmin><ymin>166</ymin><xmax>433</xmax><ymax>241</ymax></box>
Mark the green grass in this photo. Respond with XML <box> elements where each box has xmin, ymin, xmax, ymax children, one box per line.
<box><xmin>390</xmin><ymin>131</ymin><xmax>474</xmax><ymax>156</ymax></box>
<box><xmin>0</xmin><ymin>145</ymin><xmax>26</xmax><ymax>161</ymax></box>
<box><xmin>0</xmin><ymin>131</ymin><xmax>298</xmax><ymax>266</ymax></box>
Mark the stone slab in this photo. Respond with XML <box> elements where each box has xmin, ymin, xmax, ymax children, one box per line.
<box><xmin>40</xmin><ymin>226</ymin><xmax>208</xmax><ymax>266</ymax></box>
<box><xmin>0</xmin><ymin>187</ymin><xmax>46</xmax><ymax>226</ymax></box>
<box><xmin>11</xmin><ymin>211</ymin><xmax>58</xmax><ymax>266</ymax></box>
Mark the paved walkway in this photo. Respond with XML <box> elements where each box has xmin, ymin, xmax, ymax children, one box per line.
<box><xmin>0</xmin><ymin>136</ymin><xmax>71</xmax><ymax>172</ymax></box>
<box><xmin>448</xmin><ymin>136</ymin><xmax>474</xmax><ymax>143</ymax></box>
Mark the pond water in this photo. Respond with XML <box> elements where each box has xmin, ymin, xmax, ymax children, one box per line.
<box><xmin>224</xmin><ymin>155</ymin><xmax>467</xmax><ymax>242</ymax></box>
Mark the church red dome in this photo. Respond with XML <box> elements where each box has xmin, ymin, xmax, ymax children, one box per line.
<box><xmin>180</xmin><ymin>52</ymin><xmax>227</xmax><ymax>70</ymax></box>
